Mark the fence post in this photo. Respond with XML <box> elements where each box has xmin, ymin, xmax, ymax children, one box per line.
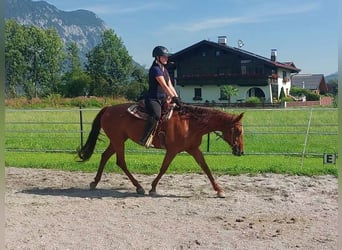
<box><xmin>207</xmin><ymin>133</ymin><xmax>210</xmax><ymax>152</ymax></box>
<box><xmin>79</xmin><ymin>106</ymin><xmax>84</xmax><ymax>148</ymax></box>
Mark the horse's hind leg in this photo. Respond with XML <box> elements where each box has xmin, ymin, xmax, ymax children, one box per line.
<box><xmin>90</xmin><ymin>144</ymin><xmax>115</xmax><ymax>190</ymax></box>
<box><xmin>115</xmin><ymin>143</ymin><xmax>145</xmax><ymax>195</ymax></box>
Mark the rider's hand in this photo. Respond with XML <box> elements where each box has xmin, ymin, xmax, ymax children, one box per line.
<box><xmin>171</xmin><ymin>96</ymin><xmax>182</xmax><ymax>107</ymax></box>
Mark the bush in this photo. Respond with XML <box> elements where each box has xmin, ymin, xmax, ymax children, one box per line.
<box><xmin>290</xmin><ymin>87</ymin><xmax>306</xmax><ymax>96</ymax></box>
<box><xmin>246</xmin><ymin>97</ymin><xmax>261</xmax><ymax>104</ymax></box>
<box><xmin>5</xmin><ymin>96</ymin><xmax>129</xmax><ymax>109</ymax></box>
<box><xmin>282</xmin><ymin>97</ymin><xmax>293</xmax><ymax>102</ymax></box>
<box><xmin>305</xmin><ymin>92</ymin><xmax>320</xmax><ymax>101</ymax></box>
<box><xmin>290</xmin><ymin>87</ymin><xmax>320</xmax><ymax>101</ymax></box>
<box><xmin>69</xmin><ymin>97</ymin><xmax>104</xmax><ymax>107</ymax></box>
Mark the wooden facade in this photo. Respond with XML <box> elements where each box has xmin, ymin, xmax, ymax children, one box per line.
<box><xmin>167</xmin><ymin>39</ymin><xmax>301</xmax><ymax>104</ymax></box>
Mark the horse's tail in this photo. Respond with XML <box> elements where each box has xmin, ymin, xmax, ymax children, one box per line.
<box><xmin>78</xmin><ymin>107</ymin><xmax>108</xmax><ymax>161</ymax></box>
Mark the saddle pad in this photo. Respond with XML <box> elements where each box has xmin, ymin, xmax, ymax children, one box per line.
<box><xmin>127</xmin><ymin>104</ymin><xmax>149</xmax><ymax>120</ymax></box>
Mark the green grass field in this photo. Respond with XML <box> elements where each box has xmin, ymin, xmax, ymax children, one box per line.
<box><xmin>5</xmin><ymin>107</ymin><xmax>338</xmax><ymax>176</ymax></box>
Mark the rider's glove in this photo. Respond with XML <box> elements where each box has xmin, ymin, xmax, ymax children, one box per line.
<box><xmin>171</xmin><ymin>96</ymin><xmax>182</xmax><ymax>107</ymax></box>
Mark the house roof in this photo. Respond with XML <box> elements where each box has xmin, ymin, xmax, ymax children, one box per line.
<box><xmin>291</xmin><ymin>74</ymin><xmax>325</xmax><ymax>89</ymax></box>
<box><xmin>169</xmin><ymin>40</ymin><xmax>301</xmax><ymax>73</ymax></box>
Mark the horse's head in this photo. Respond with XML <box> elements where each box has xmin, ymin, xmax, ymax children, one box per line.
<box><xmin>223</xmin><ymin>112</ymin><xmax>244</xmax><ymax>156</ymax></box>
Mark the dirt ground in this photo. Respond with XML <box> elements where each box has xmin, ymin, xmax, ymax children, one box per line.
<box><xmin>5</xmin><ymin>167</ymin><xmax>338</xmax><ymax>250</ymax></box>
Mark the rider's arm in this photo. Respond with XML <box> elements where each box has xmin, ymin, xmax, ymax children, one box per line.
<box><xmin>167</xmin><ymin>78</ymin><xmax>178</xmax><ymax>97</ymax></box>
<box><xmin>155</xmin><ymin>76</ymin><xmax>178</xmax><ymax>98</ymax></box>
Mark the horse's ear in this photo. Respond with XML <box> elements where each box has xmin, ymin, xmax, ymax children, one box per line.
<box><xmin>234</xmin><ymin>112</ymin><xmax>244</xmax><ymax>122</ymax></box>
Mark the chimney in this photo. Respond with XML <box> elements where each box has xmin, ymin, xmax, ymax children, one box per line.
<box><xmin>218</xmin><ymin>36</ymin><xmax>227</xmax><ymax>46</ymax></box>
<box><xmin>271</xmin><ymin>49</ymin><xmax>277</xmax><ymax>61</ymax></box>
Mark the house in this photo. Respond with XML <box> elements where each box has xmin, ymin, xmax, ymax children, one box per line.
<box><xmin>167</xmin><ymin>36</ymin><xmax>301</xmax><ymax>104</ymax></box>
<box><xmin>291</xmin><ymin>74</ymin><xmax>328</xmax><ymax>95</ymax></box>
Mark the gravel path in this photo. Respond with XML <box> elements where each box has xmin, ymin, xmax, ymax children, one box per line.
<box><xmin>5</xmin><ymin>167</ymin><xmax>338</xmax><ymax>249</ymax></box>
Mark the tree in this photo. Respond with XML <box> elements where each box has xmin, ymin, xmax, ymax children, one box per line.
<box><xmin>279</xmin><ymin>87</ymin><xmax>286</xmax><ymax>100</ymax></box>
<box><xmin>61</xmin><ymin>42</ymin><xmax>90</xmax><ymax>97</ymax></box>
<box><xmin>5</xmin><ymin>20</ymin><xmax>64</xmax><ymax>98</ymax></box>
<box><xmin>64</xmin><ymin>42</ymin><xmax>82</xmax><ymax>73</ymax></box>
<box><xmin>327</xmin><ymin>79</ymin><xmax>338</xmax><ymax>96</ymax></box>
<box><xmin>5</xmin><ymin>20</ymin><xmax>27</xmax><ymax>97</ymax></box>
<box><xmin>86</xmin><ymin>29</ymin><xmax>133</xmax><ymax>97</ymax></box>
<box><xmin>220</xmin><ymin>85</ymin><xmax>238</xmax><ymax>104</ymax></box>
<box><xmin>40</xmin><ymin>28</ymin><xmax>64</xmax><ymax>95</ymax></box>
<box><xmin>124</xmin><ymin>65</ymin><xmax>148</xmax><ymax>101</ymax></box>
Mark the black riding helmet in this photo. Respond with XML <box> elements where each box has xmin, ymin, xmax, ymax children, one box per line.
<box><xmin>152</xmin><ymin>46</ymin><xmax>169</xmax><ymax>57</ymax></box>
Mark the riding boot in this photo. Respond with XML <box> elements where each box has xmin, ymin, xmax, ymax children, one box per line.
<box><xmin>139</xmin><ymin>117</ymin><xmax>158</xmax><ymax>147</ymax></box>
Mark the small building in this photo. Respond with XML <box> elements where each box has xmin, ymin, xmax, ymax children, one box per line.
<box><xmin>291</xmin><ymin>74</ymin><xmax>328</xmax><ymax>95</ymax></box>
<box><xmin>167</xmin><ymin>36</ymin><xmax>301</xmax><ymax>104</ymax></box>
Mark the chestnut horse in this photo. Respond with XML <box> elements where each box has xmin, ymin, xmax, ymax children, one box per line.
<box><xmin>78</xmin><ymin>103</ymin><xmax>244</xmax><ymax>198</ymax></box>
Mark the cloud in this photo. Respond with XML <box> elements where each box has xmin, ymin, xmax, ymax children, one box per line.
<box><xmin>167</xmin><ymin>2</ymin><xmax>319</xmax><ymax>32</ymax></box>
<box><xmin>168</xmin><ymin>16</ymin><xmax>262</xmax><ymax>32</ymax></box>
<box><xmin>84</xmin><ymin>2</ymin><xmax>168</xmax><ymax>15</ymax></box>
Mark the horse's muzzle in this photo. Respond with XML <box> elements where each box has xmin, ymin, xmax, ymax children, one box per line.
<box><xmin>232</xmin><ymin>146</ymin><xmax>244</xmax><ymax>156</ymax></box>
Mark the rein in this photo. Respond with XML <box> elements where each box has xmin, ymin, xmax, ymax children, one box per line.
<box><xmin>213</xmin><ymin>131</ymin><xmax>224</xmax><ymax>141</ymax></box>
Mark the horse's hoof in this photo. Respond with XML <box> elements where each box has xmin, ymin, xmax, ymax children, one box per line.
<box><xmin>149</xmin><ymin>190</ymin><xmax>157</xmax><ymax>196</ymax></box>
<box><xmin>89</xmin><ymin>182</ymin><xmax>97</xmax><ymax>190</ymax></box>
<box><xmin>217</xmin><ymin>191</ymin><xmax>225</xmax><ymax>198</ymax></box>
<box><xmin>136</xmin><ymin>187</ymin><xmax>145</xmax><ymax>195</ymax></box>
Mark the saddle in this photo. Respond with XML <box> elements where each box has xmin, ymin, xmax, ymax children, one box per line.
<box><xmin>127</xmin><ymin>101</ymin><xmax>176</xmax><ymax>148</ymax></box>
<box><xmin>127</xmin><ymin>100</ymin><xmax>175</xmax><ymax>122</ymax></box>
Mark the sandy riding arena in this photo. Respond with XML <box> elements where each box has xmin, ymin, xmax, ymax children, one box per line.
<box><xmin>5</xmin><ymin>167</ymin><xmax>337</xmax><ymax>249</ymax></box>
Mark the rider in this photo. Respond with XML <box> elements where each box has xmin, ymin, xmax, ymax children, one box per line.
<box><xmin>139</xmin><ymin>45</ymin><xmax>182</xmax><ymax>147</ymax></box>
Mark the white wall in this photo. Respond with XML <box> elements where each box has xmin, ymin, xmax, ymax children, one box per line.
<box><xmin>176</xmin><ymin>84</ymin><xmax>273</xmax><ymax>103</ymax></box>
<box><xmin>276</xmin><ymin>69</ymin><xmax>292</xmax><ymax>97</ymax></box>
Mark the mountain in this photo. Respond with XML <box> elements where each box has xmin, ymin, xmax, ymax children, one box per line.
<box><xmin>5</xmin><ymin>0</ymin><xmax>109</xmax><ymax>62</ymax></box>
<box><xmin>325</xmin><ymin>72</ymin><xmax>338</xmax><ymax>82</ymax></box>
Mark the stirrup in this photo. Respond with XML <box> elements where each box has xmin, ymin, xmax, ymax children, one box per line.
<box><xmin>144</xmin><ymin>134</ymin><xmax>154</xmax><ymax>148</ymax></box>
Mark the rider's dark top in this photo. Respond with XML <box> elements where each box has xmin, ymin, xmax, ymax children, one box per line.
<box><xmin>147</xmin><ymin>62</ymin><xmax>170</xmax><ymax>100</ymax></box>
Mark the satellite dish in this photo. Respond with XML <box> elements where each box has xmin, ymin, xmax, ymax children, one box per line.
<box><xmin>238</xmin><ymin>39</ymin><xmax>244</xmax><ymax>48</ymax></box>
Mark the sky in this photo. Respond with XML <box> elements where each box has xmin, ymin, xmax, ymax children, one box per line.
<box><xmin>41</xmin><ymin>0</ymin><xmax>338</xmax><ymax>75</ymax></box>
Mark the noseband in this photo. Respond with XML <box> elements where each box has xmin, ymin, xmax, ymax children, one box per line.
<box><xmin>213</xmin><ymin>124</ymin><xmax>243</xmax><ymax>155</ymax></box>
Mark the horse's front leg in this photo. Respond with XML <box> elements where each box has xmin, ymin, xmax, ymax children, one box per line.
<box><xmin>90</xmin><ymin>145</ymin><xmax>115</xmax><ymax>190</ymax></box>
<box><xmin>149</xmin><ymin>151</ymin><xmax>177</xmax><ymax>196</ymax></box>
<box><xmin>187</xmin><ymin>147</ymin><xmax>225</xmax><ymax>198</ymax></box>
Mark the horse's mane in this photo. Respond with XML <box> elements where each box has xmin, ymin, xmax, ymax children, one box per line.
<box><xmin>179</xmin><ymin>104</ymin><xmax>235</xmax><ymax>122</ymax></box>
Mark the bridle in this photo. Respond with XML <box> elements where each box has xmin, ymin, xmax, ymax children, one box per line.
<box><xmin>214</xmin><ymin>123</ymin><xmax>243</xmax><ymax>155</ymax></box>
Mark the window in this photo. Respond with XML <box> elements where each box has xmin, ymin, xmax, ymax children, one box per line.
<box><xmin>282</xmin><ymin>71</ymin><xmax>289</xmax><ymax>82</ymax></box>
<box><xmin>202</xmin><ymin>52</ymin><xmax>206</xmax><ymax>57</ymax></box>
<box><xmin>241</xmin><ymin>65</ymin><xmax>247</xmax><ymax>75</ymax></box>
<box><xmin>240</xmin><ymin>59</ymin><xmax>251</xmax><ymax>75</ymax></box>
<box><xmin>282</xmin><ymin>71</ymin><xmax>287</xmax><ymax>78</ymax></box>
<box><xmin>193</xmin><ymin>88</ymin><xmax>202</xmax><ymax>100</ymax></box>
<box><xmin>216</xmin><ymin>51</ymin><xmax>220</xmax><ymax>56</ymax></box>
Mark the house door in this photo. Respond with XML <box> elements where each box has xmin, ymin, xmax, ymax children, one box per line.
<box><xmin>247</xmin><ymin>87</ymin><xmax>265</xmax><ymax>99</ymax></box>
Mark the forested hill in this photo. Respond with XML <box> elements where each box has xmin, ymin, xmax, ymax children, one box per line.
<box><xmin>5</xmin><ymin>0</ymin><xmax>109</xmax><ymax>61</ymax></box>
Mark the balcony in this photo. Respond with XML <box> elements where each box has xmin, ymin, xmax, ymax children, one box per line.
<box><xmin>282</xmin><ymin>77</ymin><xmax>290</xmax><ymax>83</ymax></box>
